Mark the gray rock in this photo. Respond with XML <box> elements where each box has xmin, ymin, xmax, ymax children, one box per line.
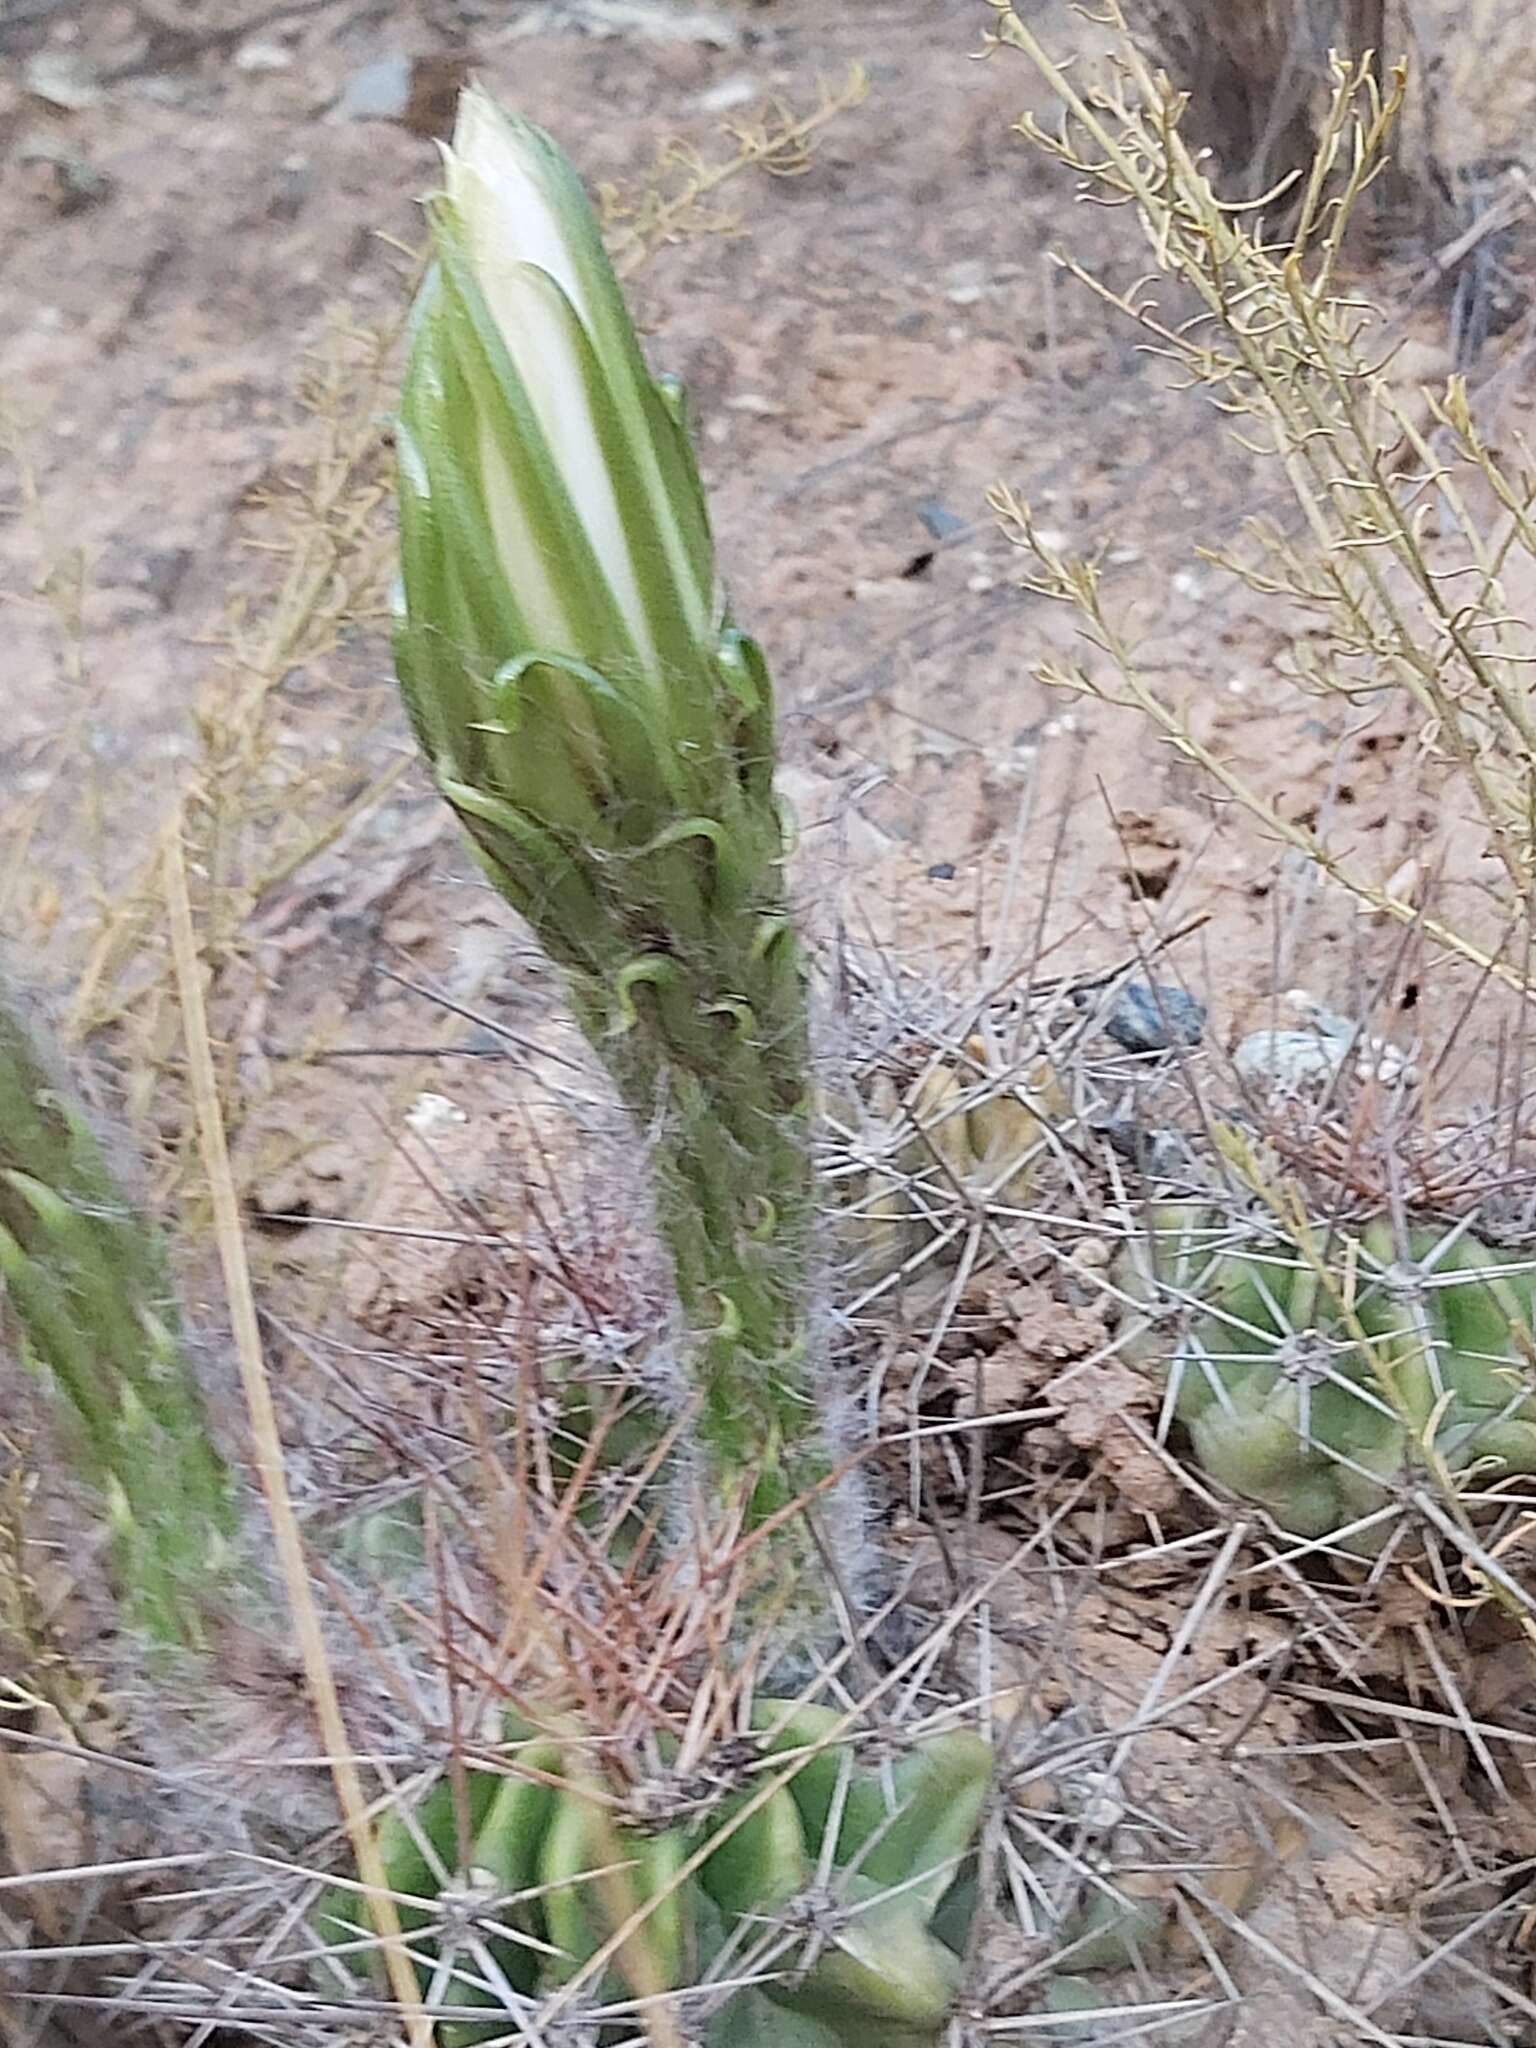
<box><xmin>1079</xmin><ymin>981</ymin><xmax>1206</xmax><ymax>1054</ymax></box>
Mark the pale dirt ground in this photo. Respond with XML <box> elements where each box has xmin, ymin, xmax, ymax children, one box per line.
<box><xmin>7</xmin><ymin>2</ymin><xmax>1536</xmax><ymax>2043</ymax></box>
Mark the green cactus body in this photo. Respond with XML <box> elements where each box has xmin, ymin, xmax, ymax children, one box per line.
<box><xmin>542</xmin><ymin>1375</ymin><xmax>673</xmax><ymax>1555</ymax></box>
<box><xmin>754</xmin><ymin>1701</ymin><xmax>992</xmax><ymax>1916</ymax></box>
<box><xmin>539</xmin><ymin>1779</ymin><xmax>690</xmax><ymax>1996</ymax></box>
<box><xmin>778</xmin><ymin>1875</ymin><xmax>961</xmax><ymax>2032</ymax></box>
<box><xmin>695</xmin><ymin>1771</ymin><xmax>806</xmax><ymax>1920</ymax></box>
<box><xmin>332</xmin><ymin>1375</ymin><xmax>673</xmax><ymax>1587</ymax></box>
<box><xmin>1115</xmin><ymin>1205</ymin><xmax>1536</xmax><ymax>1546</ymax></box>
<box><xmin>1055</xmin><ymin>1884</ymin><xmax>1166</xmax><ymax>1972</ymax></box>
<box><xmin>0</xmin><ymin>987</ymin><xmax>236</xmax><ymax>1646</ymax></box>
<box><xmin>366</xmin><ymin>88</ymin><xmax>999</xmax><ymax>2042</ymax></box>
<box><xmin>317</xmin><ymin>1704</ymin><xmax>991</xmax><ymax>2045</ymax></box>
<box><xmin>317</xmin><ymin>1736</ymin><xmax>563</xmax><ymax>2029</ymax></box>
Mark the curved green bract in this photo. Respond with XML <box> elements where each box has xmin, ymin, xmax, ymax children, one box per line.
<box><xmin>1115</xmin><ymin>1204</ymin><xmax>1536</xmax><ymax>1549</ymax></box>
<box><xmin>315</xmin><ymin>1702</ymin><xmax>992</xmax><ymax>2046</ymax></box>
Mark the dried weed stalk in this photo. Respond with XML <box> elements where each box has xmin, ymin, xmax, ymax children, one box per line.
<box><xmin>987</xmin><ymin>0</ymin><xmax>1536</xmax><ymax>1000</ymax></box>
<box><xmin>599</xmin><ymin>64</ymin><xmax>868</xmax><ymax>266</ymax></box>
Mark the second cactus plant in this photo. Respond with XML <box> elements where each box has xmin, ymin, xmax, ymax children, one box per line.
<box><xmin>1115</xmin><ymin>1204</ymin><xmax>1536</xmax><ymax>1547</ymax></box>
<box><xmin>828</xmin><ymin>1037</ymin><xmax>1066</xmax><ymax>1291</ymax></box>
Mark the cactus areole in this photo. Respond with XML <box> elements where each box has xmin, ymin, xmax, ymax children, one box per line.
<box><xmin>391</xmin><ymin>90</ymin><xmax>844</xmax><ymax>1619</ymax></box>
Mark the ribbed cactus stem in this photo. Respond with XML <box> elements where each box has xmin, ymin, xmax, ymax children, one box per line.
<box><xmin>0</xmin><ymin>981</ymin><xmax>236</xmax><ymax>1646</ymax></box>
<box><xmin>1116</xmin><ymin>1202</ymin><xmax>1536</xmax><ymax>1550</ymax></box>
<box><xmin>434</xmin><ymin>633</ymin><xmax>838</xmax><ymax>1613</ymax></box>
<box><xmin>318</xmin><ymin>1700</ymin><xmax>993</xmax><ymax>2042</ymax></box>
<box><xmin>599</xmin><ymin>995</ymin><xmax>821</xmax><ymax>1520</ymax></box>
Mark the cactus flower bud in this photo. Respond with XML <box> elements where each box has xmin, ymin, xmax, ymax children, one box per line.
<box><xmin>391</xmin><ymin>88</ymin><xmax>848</xmax><ymax>1639</ymax></box>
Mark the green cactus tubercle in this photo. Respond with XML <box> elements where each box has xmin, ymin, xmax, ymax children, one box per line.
<box><xmin>1115</xmin><ymin>1204</ymin><xmax>1536</xmax><ymax>1546</ymax></box>
<box><xmin>315</xmin><ymin>1702</ymin><xmax>992</xmax><ymax>2045</ymax></box>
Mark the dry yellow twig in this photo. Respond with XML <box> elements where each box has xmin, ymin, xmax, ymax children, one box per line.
<box><xmin>165</xmin><ymin>827</ymin><xmax>429</xmax><ymax>2048</ymax></box>
<box><xmin>601</xmin><ymin>65</ymin><xmax>868</xmax><ymax>273</ymax></box>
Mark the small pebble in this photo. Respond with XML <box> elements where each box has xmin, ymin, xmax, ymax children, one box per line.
<box><xmin>234</xmin><ymin>38</ymin><xmax>292</xmax><ymax>71</ymax></box>
<box><xmin>334</xmin><ymin>52</ymin><xmax>412</xmax><ymax>121</ymax></box>
<box><xmin>25</xmin><ymin>51</ymin><xmax>100</xmax><ymax>110</ymax></box>
<box><xmin>1093</xmin><ymin>1120</ymin><xmax>1192</xmax><ymax>1179</ymax></box>
<box><xmin>1233</xmin><ymin>1027</ymin><xmax>1342</xmax><ymax>1090</ymax></box>
<box><xmin>1234</xmin><ymin>990</ymin><xmax>1418</xmax><ymax>1092</ymax></box>
<box><xmin>1079</xmin><ymin>981</ymin><xmax>1206</xmax><ymax>1054</ymax></box>
<box><xmin>1065</xmin><ymin>1235</ymin><xmax>1111</xmax><ymax>1270</ymax></box>
<box><xmin>406</xmin><ymin>1091</ymin><xmax>468</xmax><ymax>1132</ymax></box>
<box><xmin>696</xmin><ymin>73</ymin><xmax>756</xmax><ymax>113</ymax></box>
<box><xmin>917</xmin><ymin>498</ymin><xmax>966</xmax><ymax>541</ymax></box>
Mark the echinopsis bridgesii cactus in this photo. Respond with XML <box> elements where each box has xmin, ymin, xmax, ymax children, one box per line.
<box><xmin>317</xmin><ymin>1702</ymin><xmax>991</xmax><ymax>2047</ymax></box>
<box><xmin>368</xmin><ymin>89</ymin><xmax>1000</xmax><ymax>2038</ymax></box>
<box><xmin>1115</xmin><ymin>1205</ymin><xmax>1536</xmax><ymax>1548</ymax></box>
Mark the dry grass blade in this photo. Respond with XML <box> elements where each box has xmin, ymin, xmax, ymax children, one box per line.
<box><xmin>164</xmin><ymin>826</ymin><xmax>430</xmax><ymax>2048</ymax></box>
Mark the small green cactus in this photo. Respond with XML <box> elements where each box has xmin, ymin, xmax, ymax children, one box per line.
<box><xmin>831</xmin><ymin>1040</ymin><xmax>1066</xmax><ymax>1288</ymax></box>
<box><xmin>316</xmin><ymin>1702</ymin><xmax>991</xmax><ymax>2046</ymax></box>
<box><xmin>1114</xmin><ymin>1204</ymin><xmax>1536</xmax><ymax>1547</ymax></box>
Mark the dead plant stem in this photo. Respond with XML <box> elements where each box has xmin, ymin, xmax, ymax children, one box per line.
<box><xmin>164</xmin><ymin>828</ymin><xmax>430</xmax><ymax>2048</ymax></box>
